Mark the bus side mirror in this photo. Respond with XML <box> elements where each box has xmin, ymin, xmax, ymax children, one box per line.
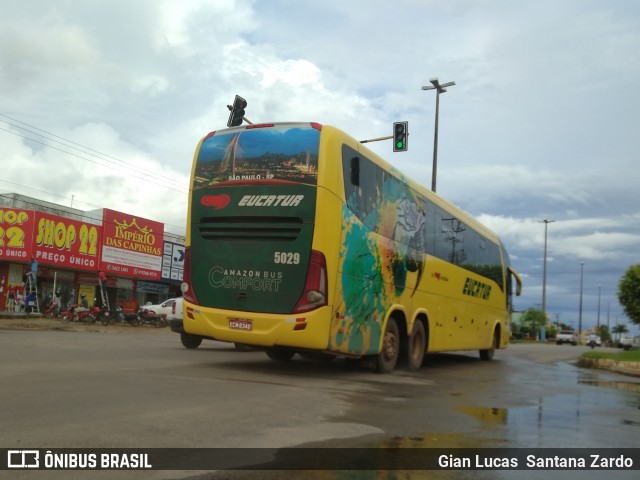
<box><xmin>350</xmin><ymin>157</ymin><xmax>360</xmax><ymax>186</ymax></box>
<box><xmin>508</xmin><ymin>267</ymin><xmax>523</xmax><ymax>296</ymax></box>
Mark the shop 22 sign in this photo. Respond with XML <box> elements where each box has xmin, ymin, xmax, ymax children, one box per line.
<box><xmin>100</xmin><ymin>209</ymin><xmax>163</xmax><ymax>280</ymax></box>
<box><xmin>0</xmin><ymin>209</ymin><xmax>34</xmax><ymax>260</ymax></box>
<box><xmin>33</xmin><ymin>211</ymin><xmax>102</xmax><ymax>270</ymax></box>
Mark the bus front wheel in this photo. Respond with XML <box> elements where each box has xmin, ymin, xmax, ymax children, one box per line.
<box><xmin>376</xmin><ymin>317</ymin><xmax>400</xmax><ymax>373</ymax></box>
<box><xmin>407</xmin><ymin>320</ymin><xmax>426</xmax><ymax>371</ymax></box>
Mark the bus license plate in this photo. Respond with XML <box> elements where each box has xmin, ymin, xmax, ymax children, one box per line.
<box><xmin>229</xmin><ymin>318</ymin><xmax>253</xmax><ymax>331</ymax></box>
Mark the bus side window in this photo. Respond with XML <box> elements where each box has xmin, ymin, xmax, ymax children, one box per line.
<box><xmin>350</xmin><ymin>156</ymin><xmax>360</xmax><ymax>186</ymax></box>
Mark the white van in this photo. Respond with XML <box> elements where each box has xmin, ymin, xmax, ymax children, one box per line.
<box><xmin>166</xmin><ymin>297</ymin><xmax>183</xmax><ymax>321</ymax></box>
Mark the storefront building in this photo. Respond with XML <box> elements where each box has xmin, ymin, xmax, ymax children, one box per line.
<box><xmin>0</xmin><ymin>194</ymin><xmax>184</xmax><ymax>312</ymax></box>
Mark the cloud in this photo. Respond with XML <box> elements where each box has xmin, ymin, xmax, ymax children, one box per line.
<box><xmin>2</xmin><ymin>0</ymin><xmax>639</xmax><ymax>332</ymax></box>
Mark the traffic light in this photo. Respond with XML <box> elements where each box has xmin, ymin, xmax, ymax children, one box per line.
<box><xmin>227</xmin><ymin>95</ymin><xmax>247</xmax><ymax>127</ymax></box>
<box><xmin>393</xmin><ymin>121</ymin><xmax>408</xmax><ymax>152</ymax></box>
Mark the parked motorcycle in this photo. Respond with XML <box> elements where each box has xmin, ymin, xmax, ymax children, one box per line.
<box><xmin>61</xmin><ymin>303</ymin><xmax>78</xmax><ymax>322</ymax></box>
<box><xmin>138</xmin><ymin>307</ymin><xmax>167</xmax><ymax>328</ymax></box>
<box><xmin>113</xmin><ymin>305</ymin><xmax>141</xmax><ymax>327</ymax></box>
<box><xmin>42</xmin><ymin>300</ymin><xmax>62</xmax><ymax>318</ymax></box>
<box><xmin>95</xmin><ymin>305</ymin><xmax>117</xmax><ymax>326</ymax></box>
<box><xmin>75</xmin><ymin>305</ymin><xmax>101</xmax><ymax>323</ymax></box>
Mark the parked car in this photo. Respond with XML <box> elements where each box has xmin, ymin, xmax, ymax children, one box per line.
<box><xmin>556</xmin><ymin>330</ymin><xmax>577</xmax><ymax>346</ymax></box>
<box><xmin>619</xmin><ymin>336</ymin><xmax>640</xmax><ymax>351</ymax></box>
<box><xmin>587</xmin><ymin>335</ymin><xmax>602</xmax><ymax>347</ymax></box>
<box><xmin>166</xmin><ymin>297</ymin><xmax>183</xmax><ymax>321</ymax></box>
<box><xmin>141</xmin><ymin>298</ymin><xmax>176</xmax><ymax>317</ymax></box>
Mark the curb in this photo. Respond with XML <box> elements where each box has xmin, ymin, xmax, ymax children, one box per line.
<box><xmin>578</xmin><ymin>357</ymin><xmax>640</xmax><ymax>378</ymax></box>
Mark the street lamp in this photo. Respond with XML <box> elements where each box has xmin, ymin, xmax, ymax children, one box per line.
<box><xmin>578</xmin><ymin>262</ymin><xmax>585</xmax><ymax>341</ymax></box>
<box><xmin>540</xmin><ymin>220</ymin><xmax>555</xmax><ymax>324</ymax></box>
<box><xmin>597</xmin><ymin>285</ymin><xmax>601</xmax><ymax>328</ymax></box>
<box><xmin>422</xmin><ymin>78</ymin><xmax>455</xmax><ymax>193</ymax></box>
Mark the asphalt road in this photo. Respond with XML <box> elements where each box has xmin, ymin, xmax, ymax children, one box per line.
<box><xmin>0</xmin><ymin>321</ymin><xmax>638</xmax><ymax>480</ymax></box>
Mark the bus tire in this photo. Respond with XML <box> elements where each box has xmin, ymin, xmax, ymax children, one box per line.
<box><xmin>266</xmin><ymin>347</ymin><xmax>295</xmax><ymax>362</ymax></box>
<box><xmin>376</xmin><ymin>317</ymin><xmax>400</xmax><ymax>373</ymax></box>
<box><xmin>407</xmin><ymin>320</ymin><xmax>426</xmax><ymax>371</ymax></box>
<box><xmin>181</xmin><ymin>333</ymin><xmax>203</xmax><ymax>349</ymax></box>
<box><xmin>480</xmin><ymin>328</ymin><xmax>499</xmax><ymax>361</ymax></box>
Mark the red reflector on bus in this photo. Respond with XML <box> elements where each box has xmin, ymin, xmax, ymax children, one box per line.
<box><xmin>245</xmin><ymin>123</ymin><xmax>275</xmax><ymax>129</ymax></box>
<box><xmin>181</xmin><ymin>247</ymin><xmax>199</xmax><ymax>306</ymax></box>
<box><xmin>293</xmin><ymin>250</ymin><xmax>328</xmax><ymax>313</ymax></box>
<box><xmin>201</xmin><ymin>194</ymin><xmax>231</xmax><ymax>210</ymax></box>
<box><xmin>310</xmin><ymin>122</ymin><xmax>322</xmax><ymax>131</ymax></box>
<box><xmin>204</xmin><ymin>131</ymin><xmax>216</xmax><ymax>140</ymax></box>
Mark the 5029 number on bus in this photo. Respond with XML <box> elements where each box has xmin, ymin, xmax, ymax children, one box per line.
<box><xmin>274</xmin><ymin>252</ymin><xmax>300</xmax><ymax>264</ymax></box>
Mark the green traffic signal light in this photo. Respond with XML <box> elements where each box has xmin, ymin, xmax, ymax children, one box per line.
<box><xmin>393</xmin><ymin>121</ymin><xmax>408</xmax><ymax>152</ymax></box>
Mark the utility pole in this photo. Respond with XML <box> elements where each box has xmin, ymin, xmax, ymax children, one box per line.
<box><xmin>578</xmin><ymin>262</ymin><xmax>585</xmax><ymax>341</ymax></box>
<box><xmin>540</xmin><ymin>220</ymin><xmax>555</xmax><ymax>326</ymax></box>
<box><xmin>597</xmin><ymin>285</ymin><xmax>601</xmax><ymax>327</ymax></box>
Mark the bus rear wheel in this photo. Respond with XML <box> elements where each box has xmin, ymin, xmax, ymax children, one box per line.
<box><xmin>266</xmin><ymin>347</ymin><xmax>295</xmax><ymax>362</ymax></box>
<box><xmin>480</xmin><ymin>328</ymin><xmax>499</xmax><ymax>361</ymax></box>
<box><xmin>376</xmin><ymin>317</ymin><xmax>400</xmax><ymax>373</ymax></box>
<box><xmin>407</xmin><ymin>321</ymin><xmax>426</xmax><ymax>371</ymax></box>
<box><xmin>181</xmin><ymin>333</ymin><xmax>203</xmax><ymax>349</ymax></box>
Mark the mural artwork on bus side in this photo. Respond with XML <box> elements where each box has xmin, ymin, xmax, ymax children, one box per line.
<box><xmin>331</xmin><ymin>177</ymin><xmax>425</xmax><ymax>355</ymax></box>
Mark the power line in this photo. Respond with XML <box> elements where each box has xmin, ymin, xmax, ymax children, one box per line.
<box><xmin>0</xmin><ymin>113</ymin><xmax>182</xmax><ymax>186</ymax></box>
<box><xmin>0</xmin><ymin>188</ymin><xmax>186</xmax><ymax>234</ymax></box>
<box><xmin>0</xmin><ymin>115</ymin><xmax>188</xmax><ymax>192</ymax></box>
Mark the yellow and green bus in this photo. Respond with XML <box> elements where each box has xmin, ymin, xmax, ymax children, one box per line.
<box><xmin>178</xmin><ymin>122</ymin><xmax>522</xmax><ymax>373</ymax></box>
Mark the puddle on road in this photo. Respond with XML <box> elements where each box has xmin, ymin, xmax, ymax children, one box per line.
<box><xmin>455</xmin><ymin>406</ymin><xmax>508</xmax><ymax>425</ymax></box>
<box><xmin>578</xmin><ymin>379</ymin><xmax>640</xmax><ymax>393</ymax></box>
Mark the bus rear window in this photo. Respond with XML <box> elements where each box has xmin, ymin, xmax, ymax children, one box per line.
<box><xmin>193</xmin><ymin>126</ymin><xmax>320</xmax><ymax>189</ymax></box>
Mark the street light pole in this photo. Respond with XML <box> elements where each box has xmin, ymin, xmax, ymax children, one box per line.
<box><xmin>540</xmin><ymin>220</ymin><xmax>555</xmax><ymax>324</ymax></box>
<box><xmin>578</xmin><ymin>262</ymin><xmax>585</xmax><ymax>341</ymax></box>
<box><xmin>597</xmin><ymin>285</ymin><xmax>601</xmax><ymax>328</ymax></box>
<box><xmin>422</xmin><ymin>78</ymin><xmax>455</xmax><ymax>193</ymax></box>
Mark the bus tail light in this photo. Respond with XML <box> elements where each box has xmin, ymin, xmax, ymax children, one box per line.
<box><xmin>293</xmin><ymin>250</ymin><xmax>328</xmax><ymax>313</ymax></box>
<box><xmin>180</xmin><ymin>247</ymin><xmax>199</xmax><ymax>305</ymax></box>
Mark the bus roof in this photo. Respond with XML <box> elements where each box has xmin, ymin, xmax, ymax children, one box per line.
<box><xmin>204</xmin><ymin>121</ymin><xmax>501</xmax><ymax>245</ymax></box>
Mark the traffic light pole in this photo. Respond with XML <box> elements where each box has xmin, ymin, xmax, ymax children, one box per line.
<box><xmin>360</xmin><ymin>135</ymin><xmax>393</xmax><ymax>144</ymax></box>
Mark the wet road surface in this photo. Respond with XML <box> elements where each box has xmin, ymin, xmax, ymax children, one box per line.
<box><xmin>0</xmin><ymin>327</ymin><xmax>638</xmax><ymax>480</ymax></box>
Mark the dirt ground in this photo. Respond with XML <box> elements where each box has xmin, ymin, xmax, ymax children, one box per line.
<box><xmin>0</xmin><ymin>315</ymin><xmax>170</xmax><ymax>334</ymax></box>
<box><xmin>2</xmin><ymin>314</ymin><xmax>638</xmax><ymax>377</ymax></box>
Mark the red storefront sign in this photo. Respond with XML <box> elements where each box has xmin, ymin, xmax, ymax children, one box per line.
<box><xmin>32</xmin><ymin>211</ymin><xmax>102</xmax><ymax>271</ymax></box>
<box><xmin>0</xmin><ymin>208</ymin><xmax>34</xmax><ymax>261</ymax></box>
<box><xmin>100</xmin><ymin>209</ymin><xmax>164</xmax><ymax>280</ymax></box>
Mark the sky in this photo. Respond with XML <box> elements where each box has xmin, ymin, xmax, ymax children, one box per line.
<box><xmin>1</xmin><ymin>0</ymin><xmax>639</xmax><ymax>334</ymax></box>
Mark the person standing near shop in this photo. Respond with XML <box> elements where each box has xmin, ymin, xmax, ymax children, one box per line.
<box><xmin>27</xmin><ymin>257</ymin><xmax>38</xmax><ymax>292</ymax></box>
<box><xmin>7</xmin><ymin>285</ymin><xmax>16</xmax><ymax>312</ymax></box>
<box><xmin>15</xmin><ymin>288</ymin><xmax>24</xmax><ymax>312</ymax></box>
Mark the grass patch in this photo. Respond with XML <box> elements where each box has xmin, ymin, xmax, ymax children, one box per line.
<box><xmin>581</xmin><ymin>350</ymin><xmax>640</xmax><ymax>362</ymax></box>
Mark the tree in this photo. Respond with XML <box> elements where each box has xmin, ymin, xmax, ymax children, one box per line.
<box><xmin>520</xmin><ymin>308</ymin><xmax>547</xmax><ymax>339</ymax></box>
<box><xmin>618</xmin><ymin>264</ymin><xmax>640</xmax><ymax>325</ymax></box>
<box><xmin>612</xmin><ymin>323</ymin><xmax>629</xmax><ymax>341</ymax></box>
<box><xmin>595</xmin><ymin>324</ymin><xmax>611</xmax><ymax>343</ymax></box>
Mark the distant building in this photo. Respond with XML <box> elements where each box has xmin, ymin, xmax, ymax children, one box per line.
<box><xmin>0</xmin><ymin>193</ymin><xmax>185</xmax><ymax>311</ymax></box>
